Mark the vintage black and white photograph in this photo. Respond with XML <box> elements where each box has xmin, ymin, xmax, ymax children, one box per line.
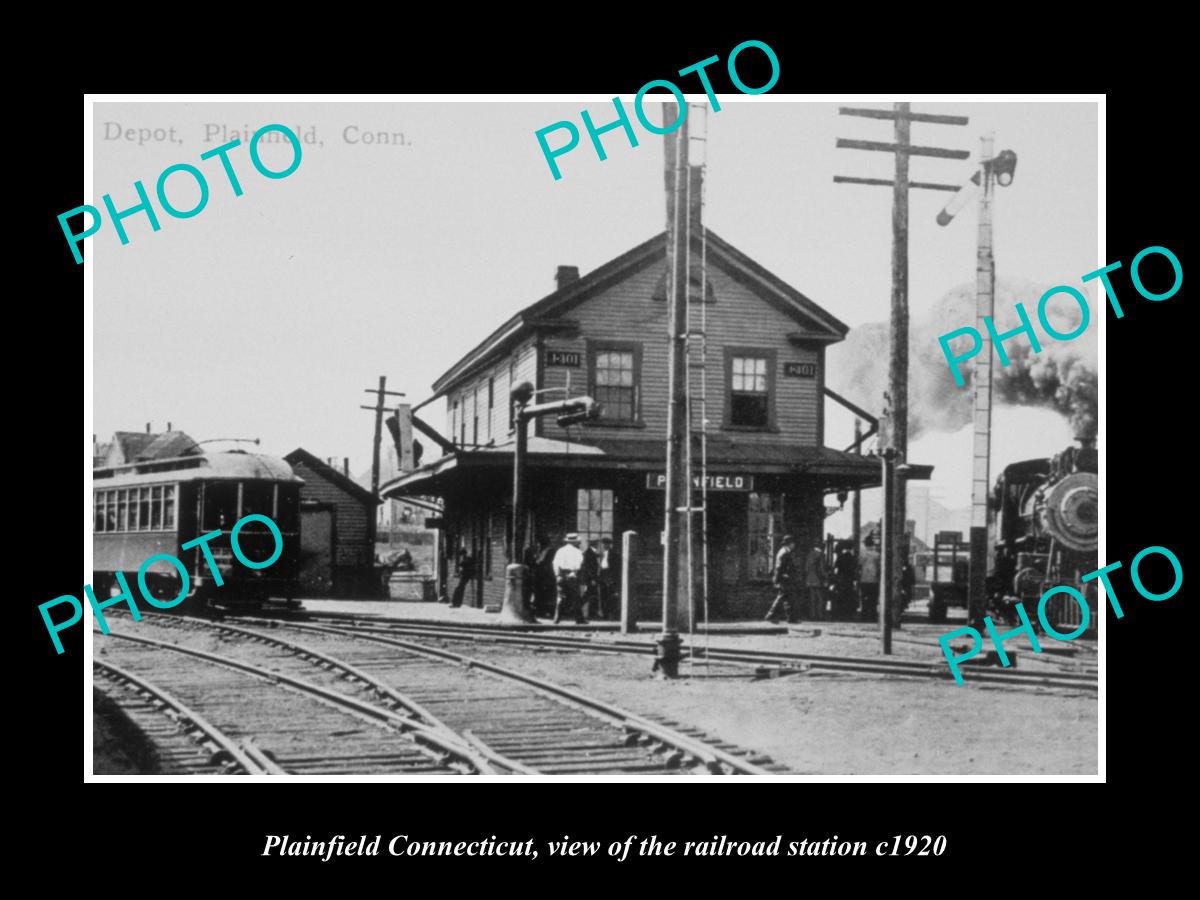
<box><xmin>86</xmin><ymin>96</ymin><xmax>1100</xmax><ymax>778</ymax></box>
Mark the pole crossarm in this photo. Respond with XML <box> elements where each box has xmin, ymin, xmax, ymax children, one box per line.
<box><xmin>839</xmin><ymin>106</ymin><xmax>969</xmax><ymax>126</ymax></box>
<box><xmin>833</xmin><ymin>175</ymin><xmax>959</xmax><ymax>192</ymax></box>
<box><xmin>836</xmin><ymin>138</ymin><xmax>970</xmax><ymax>159</ymax></box>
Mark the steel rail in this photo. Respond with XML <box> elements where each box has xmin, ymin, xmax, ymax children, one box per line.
<box><xmin>170</xmin><ymin>615</ymin><xmax>460</xmax><ymax>733</ymax></box>
<box><xmin>276</xmin><ymin>620</ymin><xmax>778</xmax><ymax>775</ymax></box>
<box><xmin>169</xmin><ymin>615</ymin><xmax>545</xmax><ymax>776</ymax></box>
<box><xmin>94</xmin><ymin>658</ymin><xmax>286</xmax><ymax>775</ymax></box>
<box><xmin>292</xmin><ymin>617</ymin><xmax>1097</xmax><ymax>692</ymax></box>
<box><xmin>96</xmin><ymin>629</ymin><xmax>510</xmax><ymax>775</ymax></box>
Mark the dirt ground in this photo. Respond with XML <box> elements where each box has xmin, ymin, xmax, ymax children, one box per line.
<box><xmin>302</xmin><ymin>599</ymin><xmax>1098</xmax><ymax>776</ymax></box>
<box><xmin>93</xmin><ymin>688</ymin><xmax>161</xmax><ymax>775</ymax></box>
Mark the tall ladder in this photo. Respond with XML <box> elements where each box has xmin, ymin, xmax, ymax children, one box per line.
<box><xmin>683</xmin><ymin>102</ymin><xmax>710</xmax><ymax>671</ymax></box>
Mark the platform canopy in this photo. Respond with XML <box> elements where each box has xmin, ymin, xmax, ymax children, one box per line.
<box><xmin>380</xmin><ymin>434</ymin><xmax>930</xmax><ymax>501</ymax></box>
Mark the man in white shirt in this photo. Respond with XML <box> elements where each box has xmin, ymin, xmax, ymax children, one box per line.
<box><xmin>552</xmin><ymin>533</ymin><xmax>587</xmax><ymax>625</ymax></box>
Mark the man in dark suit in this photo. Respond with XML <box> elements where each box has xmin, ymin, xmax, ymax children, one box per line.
<box><xmin>450</xmin><ymin>548</ymin><xmax>475</xmax><ymax>608</ymax></box>
<box><xmin>598</xmin><ymin>536</ymin><xmax>621</xmax><ymax>620</ymax></box>
<box><xmin>765</xmin><ymin>535</ymin><xmax>799</xmax><ymax>624</ymax></box>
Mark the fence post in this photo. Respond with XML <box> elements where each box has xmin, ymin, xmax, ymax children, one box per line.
<box><xmin>621</xmin><ymin>530</ymin><xmax>638</xmax><ymax>634</ymax></box>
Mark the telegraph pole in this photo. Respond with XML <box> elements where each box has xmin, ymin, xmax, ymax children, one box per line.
<box><xmin>360</xmin><ymin>376</ymin><xmax>406</xmax><ymax>544</ymax></box>
<box><xmin>835</xmin><ymin>103</ymin><xmax>968</xmax><ymax>641</ymax></box>
<box><xmin>658</xmin><ymin>101</ymin><xmax>689</xmax><ymax>678</ymax></box>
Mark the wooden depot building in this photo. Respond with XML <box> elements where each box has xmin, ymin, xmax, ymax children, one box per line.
<box><xmin>285</xmin><ymin>448</ymin><xmax>378</xmax><ymax>596</ymax></box>
<box><xmin>381</xmin><ymin>229</ymin><xmax>909</xmax><ymax>620</ymax></box>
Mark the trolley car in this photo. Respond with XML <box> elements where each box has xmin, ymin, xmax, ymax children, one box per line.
<box><xmin>92</xmin><ymin>450</ymin><xmax>303</xmax><ymax>608</ymax></box>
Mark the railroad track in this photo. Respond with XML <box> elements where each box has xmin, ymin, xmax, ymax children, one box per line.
<box><xmin>94</xmin><ymin>659</ymin><xmax>285</xmax><ymax>775</ymax></box>
<box><xmin>94</xmin><ymin>628</ymin><xmax>506</xmax><ymax>775</ymax></box>
<box><xmin>94</xmin><ymin>614</ymin><xmax>783</xmax><ymax>775</ymax></box>
<box><xmin>264</xmin><ymin>613</ymin><xmax>1098</xmax><ymax>693</ymax></box>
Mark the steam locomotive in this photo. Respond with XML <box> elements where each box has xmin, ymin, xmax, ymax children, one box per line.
<box><xmin>988</xmin><ymin>438</ymin><xmax>1098</xmax><ymax>630</ymax></box>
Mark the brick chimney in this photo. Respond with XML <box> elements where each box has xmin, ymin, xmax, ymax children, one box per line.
<box><xmin>555</xmin><ymin>265</ymin><xmax>579</xmax><ymax>290</ymax></box>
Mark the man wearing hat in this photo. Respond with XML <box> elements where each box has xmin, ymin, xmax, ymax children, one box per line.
<box><xmin>765</xmin><ymin>535</ymin><xmax>799</xmax><ymax>624</ymax></box>
<box><xmin>552</xmin><ymin>533</ymin><xmax>588</xmax><ymax>625</ymax></box>
<box><xmin>859</xmin><ymin>535</ymin><xmax>881</xmax><ymax>621</ymax></box>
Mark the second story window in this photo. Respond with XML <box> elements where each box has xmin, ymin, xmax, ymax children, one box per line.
<box><xmin>590</xmin><ymin>343</ymin><xmax>640</xmax><ymax>424</ymax></box>
<box><xmin>727</xmin><ymin>351</ymin><xmax>774</xmax><ymax>429</ymax></box>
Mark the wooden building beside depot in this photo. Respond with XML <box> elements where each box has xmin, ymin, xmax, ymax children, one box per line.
<box><xmin>285</xmin><ymin>448</ymin><xmax>378</xmax><ymax>597</ymax></box>
<box><xmin>382</xmin><ymin>228</ymin><xmax>928</xmax><ymax>620</ymax></box>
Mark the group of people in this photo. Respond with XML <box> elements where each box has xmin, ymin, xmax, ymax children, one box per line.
<box><xmin>766</xmin><ymin>534</ymin><xmax>912</xmax><ymax>625</ymax></box>
<box><xmin>527</xmin><ymin>532</ymin><xmax>621</xmax><ymax>624</ymax></box>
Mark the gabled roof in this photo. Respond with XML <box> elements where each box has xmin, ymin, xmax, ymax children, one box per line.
<box><xmin>109</xmin><ymin>430</ymin><xmax>200</xmax><ymax>464</ymax></box>
<box><xmin>110</xmin><ymin>431</ymin><xmax>156</xmax><ymax>462</ymax></box>
<box><xmin>285</xmin><ymin>448</ymin><xmax>379</xmax><ymax>506</ymax></box>
<box><xmin>431</xmin><ymin>229</ymin><xmax>849</xmax><ymax>397</ymax></box>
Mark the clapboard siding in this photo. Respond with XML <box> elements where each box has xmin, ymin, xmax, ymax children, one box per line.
<box><xmin>289</xmin><ymin>459</ymin><xmax>372</xmax><ymax>569</ymax></box>
<box><xmin>444</xmin><ymin>337</ymin><xmax>538</xmax><ymax>449</ymax></box>
<box><xmin>538</xmin><ymin>258</ymin><xmax>823</xmax><ymax>446</ymax></box>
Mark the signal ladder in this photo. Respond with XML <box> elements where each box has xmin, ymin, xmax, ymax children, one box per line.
<box><xmin>682</xmin><ymin>102</ymin><xmax>711</xmax><ymax>667</ymax></box>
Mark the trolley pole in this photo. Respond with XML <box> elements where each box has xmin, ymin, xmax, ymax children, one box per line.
<box><xmin>658</xmin><ymin>101</ymin><xmax>689</xmax><ymax>678</ymax></box>
<box><xmin>360</xmin><ymin>376</ymin><xmax>405</xmax><ymax>545</ymax></box>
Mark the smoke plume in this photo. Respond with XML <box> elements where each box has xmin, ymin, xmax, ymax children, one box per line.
<box><xmin>828</xmin><ymin>278</ymin><xmax>1099</xmax><ymax>440</ymax></box>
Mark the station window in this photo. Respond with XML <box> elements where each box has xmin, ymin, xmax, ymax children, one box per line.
<box><xmin>748</xmin><ymin>492</ymin><xmax>785</xmax><ymax>580</ymax></box>
<box><xmin>508</xmin><ymin>359</ymin><xmax>516</xmax><ymax>431</ymax></box>
<box><xmin>488</xmin><ymin>377</ymin><xmax>494</xmax><ymax>442</ymax></box>
<box><xmin>729</xmin><ymin>354</ymin><xmax>772</xmax><ymax>428</ymax></box>
<box><xmin>576</xmin><ymin>489</ymin><xmax>614</xmax><ymax>547</ymax></box>
<box><xmin>589</xmin><ymin>343</ymin><xmax>640</xmax><ymax>424</ymax></box>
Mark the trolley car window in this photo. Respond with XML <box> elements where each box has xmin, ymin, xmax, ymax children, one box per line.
<box><xmin>164</xmin><ymin>485</ymin><xmax>176</xmax><ymax>529</ymax></box>
<box><xmin>150</xmin><ymin>486</ymin><xmax>163</xmax><ymax>529</ymax></box>
<box><xmin>138</xmin><ymin>487</ymin><xmax>151</xmax><ymax>530</ymax></box>
<box><xmin>204</xmin><ymin>482</ymin><xmax>239</xmax><ymax>529</ymax></box>
<box><xmin>118</xmin><ymin>490</ymin><xmax>129</xmax><ymax>531</ymax></box>
<box><xmin>106</xmin><ymin>491</ymin><xmax>117</xmax><ymax>531</ymax></box>
<box><xmin>94</xmin><ymin>493</ymin><xmax>105</xmax><ymax>532</ymax></box>
<box><xmin>241</xmin><ymin>482</ymin><xmax>274</xmax><ymax>519</ymax></box>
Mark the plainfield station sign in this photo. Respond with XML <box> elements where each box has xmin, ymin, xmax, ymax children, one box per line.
<box><xmin>646</xmin><ymin>473</ymin><xmax>754</xmax><ymax>491</ymax></box>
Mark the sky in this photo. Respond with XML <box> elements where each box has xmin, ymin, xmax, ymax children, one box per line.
<box><xmin>91</xmin><ymin>98</ymin><xmax>1098</xmax><ymax>499</ymax></box>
